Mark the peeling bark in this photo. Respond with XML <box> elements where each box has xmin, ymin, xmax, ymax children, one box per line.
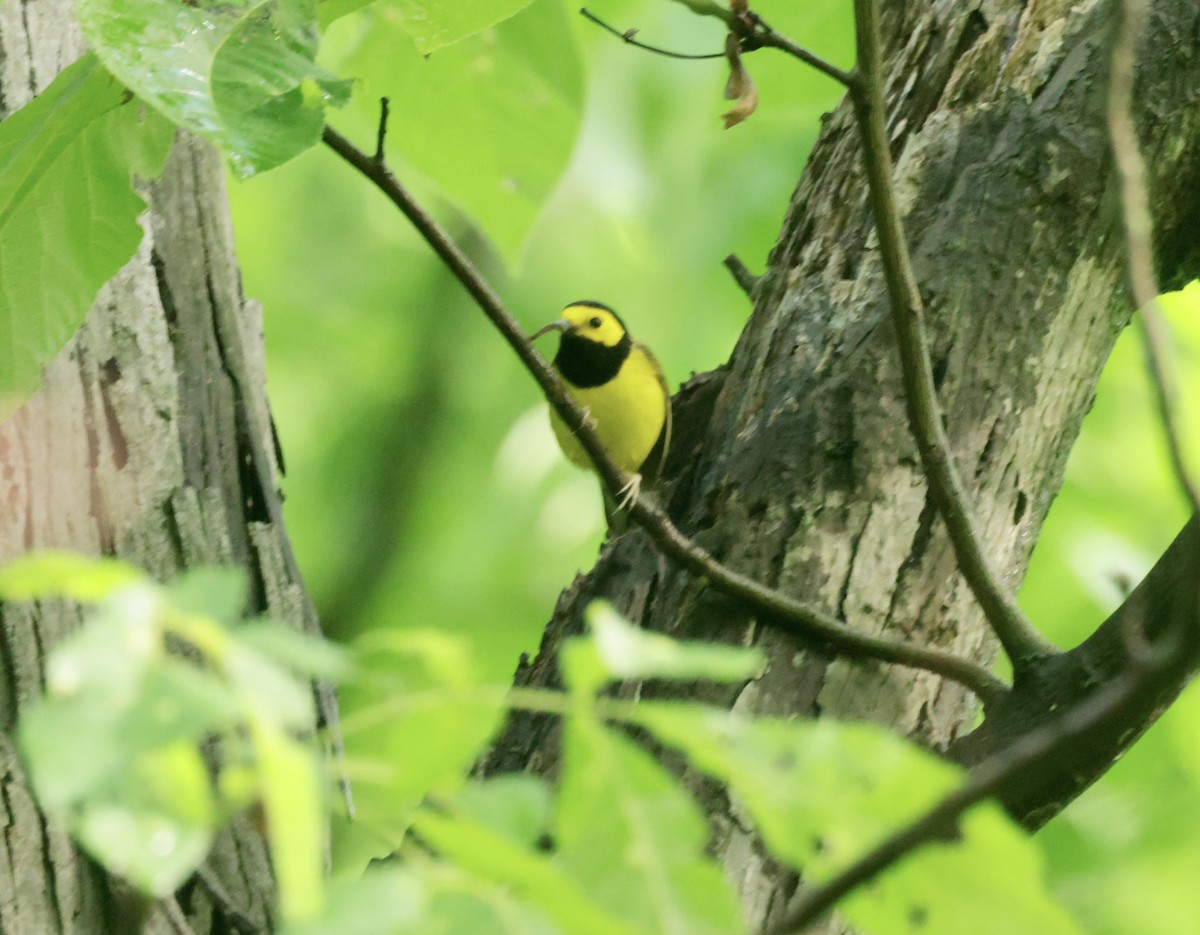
<box><xmin>0</xmin><ymin>1</ymin><xmax>328</xmax><ymax>930</ymax></box>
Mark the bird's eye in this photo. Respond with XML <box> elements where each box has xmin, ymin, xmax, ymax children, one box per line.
<box><xmin>589</xmin><ymin>316</ymin><xmax>602</xmax><ymax>328</ymax></box>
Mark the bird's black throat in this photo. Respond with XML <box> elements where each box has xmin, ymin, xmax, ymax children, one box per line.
<box><xmin>555</xmin><ymin>331</ymin><xmax>632</xmax><ymax>388</ymax></box>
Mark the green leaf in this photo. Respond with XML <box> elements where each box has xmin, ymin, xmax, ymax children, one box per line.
<box><xmin>166</xmin><ymin>567</ymin><xmax>249</xmax><ymax>624</ymax></box>
<box><xmin>78</xmin><ymin>0</ymin><xmax>350</xmax><ymax>176</ymax></box>
<box><xmin>586</xmin><ymin>601</ymin><xmax>765</xmax><ymax>684</ymax></box>
<box><xmin>633</xmin><ymin>704</ymin><xmax>1079</xmax><ymax>934</ymax></box>
<box><xmin>846</xmin><ymin>805</ymin><xmax>1082</xmax><ymax>935</ymax></box>
<box><xmin>631</xmin><ymin>705</ymin><xmax>957</xmax><ymax>869</ymax></box>
<box><xmin>236</xmin><ymin>620</ymin><xmax>355</xmax><ymax>681</ymax></box>
<box><xmin>283</xmin><ymin>866</ymin><xmax>428</xmax><ymax>935</ymax></box>
<box><xmin>73</xmin><ymin>742</ymin><xmax>216</xmax><ymax>896</ymax></box>
<box><xmin>555</xmin><ymin>717</ymin><xmax>741</xmax><ymax>935</ymax></box>
<box><xmin>0</xmin><ymin>550</ymin><xmax>146</xmax><ymax>602</ymax></box>
<box><xmin>339</xmin><ymin>629</ymin><xmax>509</xmax><ymax>838</ymax></box>
<box><xmin>249</xmin><ymin>708</ymin><xmax>327</xmax><ymax>923</ymax></box>
<box><xmin>326</xmin><ymin>0</ymin><xmax>582</xmax><ymax>259</ymax></box>
<box><xmin>21</xmin><ymin>656</ymin><xmax>236</xmax><ymax>810</ymax></box>
<box><xmin>415</xmin><ymin>808</ymin><xmax>645</xmax><ymax>935</ymax></box>
<box><xmin>369</xmin><ymin>0</ymin><xmax>536</xmax><ymax>52</ymax></box>
<box><xmin>329</xmin><ymin>812</ymin><xmax>395</xmax><ymax>880</ymax></box>
<box><xmin>456</xmin><ymin>775</ymin><xmax>551</xmax><ymax>849</ymax></box>
<box><xmin>0</xmin><ymin>56</ymin><xmax>171</xmax><ymax>404</ymax></box>
<box><xmin>226</xmin><ymin>641</ymin><xmax>318</xmax><ymax>731</ymax></box>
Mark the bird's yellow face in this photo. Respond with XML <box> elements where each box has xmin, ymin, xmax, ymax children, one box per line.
<box><xmin>558</xmin><ymin>303</ymin><xmax>627</xmax><ymax>347</ymax></box>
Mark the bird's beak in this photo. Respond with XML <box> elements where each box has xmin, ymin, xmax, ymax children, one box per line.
<box><xmin>531</xmin><ymin>318</ymin><xmax>571</xmax><ymax>341</ymax></box>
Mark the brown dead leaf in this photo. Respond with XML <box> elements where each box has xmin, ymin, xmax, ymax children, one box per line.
<box><xmin>722</xmin><ymin>32</ymin><xmax>757</xmax><ymax>128</ymax></box>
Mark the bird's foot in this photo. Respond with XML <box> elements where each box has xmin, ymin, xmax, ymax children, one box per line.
<box><xmin>616</xmin><ymin>473</ymin><xmax>643</xmax><ymax>512</ymax></box>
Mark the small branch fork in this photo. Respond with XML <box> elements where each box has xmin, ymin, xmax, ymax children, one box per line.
<box><xmin>321</xmin><ymin>117</ymin><xmax>1008</xmax><ymax>707</ymax></box>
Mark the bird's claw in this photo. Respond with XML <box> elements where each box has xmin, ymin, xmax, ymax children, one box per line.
<box><xmin>616</xmin><ymin>473</ymin><xmax>643</xmax><ymax>512</ymax></box>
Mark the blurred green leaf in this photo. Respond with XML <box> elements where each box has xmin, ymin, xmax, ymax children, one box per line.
<box><xmin>73</xmin><ymin>742</ymin><xmax>216</xmax><ymax>896</ymax></box>
<box><xmin>385</xmin><ymin>0</ymin><xmax>536</xmax><ymax>52</ymax></box>
<box><xmin>284</xmin><ymin>866</ymin><xmax>428</xmax><ymax>935</ymax></box>
<box><xmin>249</xmin><ymin>707</ymin><xmax>327</xmax><ymax>923</ymax></box>
<box><xmin>586</xmin><ymin>601</ymin><xmax>765</xmax><ymax>683</ymax></box>
<box><xmin>456</xmin><ymin>775</ymin><xmax>550</xmax><ymax>848</ymax></box>
<box><xmin>79</xmin><ymin>0</ymin><xmax>350</xmax><ymax>176</ymax></box>
<box><xmin>325</xmin><ymin>0</ymin><xmax>581</xmax><ymax>258</ymax></box>
<box><xmin>0</xmin><ymin>52</ymin><xmax>170</xmax><ymax>405</ymax></box>
<box><xmin>846</xmin><ymin>805</ymin><xmax>1081</xmax><ymax>935</ymax></box>
<box><xmin>227</xmin><ymin>641</ymin><xmax>319</xmax><ymax>731</ymax></box>
<box><xmin>555</xmin><ymin>717</ymin><xmax>741</xmax><ymax>935</ymax></box>
<box><xmin>0</xmin><ymin>550</ymin><xmax>146</xmax><ymax>602</ymax></box>
<box><xmin>415</xmin><ymin>808</ymin><xmax>645</xmax><ymax>935</ymax></box>
<box><xmin>330</xmin><ymin>812</ymin><xmax>396</xmax><ymax>880</ymax></box>
<box><xmin>21</xmin><ymin>656</ymin><xmax>236</xmax><ymax>810</ymax></box>
<box><xmin>339</xmin><ymin>629</ymin><xmax>509</xmax><ymax>837</ymax></box>
<box><xmin>166</xmin><ymin>566</ymin><xmax>249</xmax><ymax>624</ymax></box>
<box><xmin>236</xmin><ymin>620</ymin><xmax>355</xmax><ymax>681</ymax></box>
<box><xmin>634</xmin><ymin>704</ymin><xmax>1078</xmax><ymax>934</ymax></box>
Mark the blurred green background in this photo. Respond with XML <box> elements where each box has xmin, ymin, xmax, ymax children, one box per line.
<box><xmin>226</xmin><ymin>1</ymin><xmax>1200</xmax><ymax>931</ymax></box>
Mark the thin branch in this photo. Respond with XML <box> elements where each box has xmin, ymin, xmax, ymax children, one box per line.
<box><xmin>776</xmin><ymin>676</ymin><xmax>1139</xmax><ymax>931</ymax></box>
<box><xmin>665</xmin><ymin>0</ymin><xmax>858</xmax><ymax>88</ymax></box>
<box><xmin>724</xmin><ymin>253</ymin><xmax>759</xmax><ymax>297</ymax></box>
<box><xmin>162</xmin><ymin>897</ymin><xmax>198</xmax><ymax>935</ymax></box>
<box><xmin>772</xmin><ymin>600</ymin><xmax>1199</xmax><ymax>933</ymax></box>
<box><xmin>1108</xmin><ymin>0</ymin><xmax>1200</xmax><ymax>516</ymax></box>
<box><xmin>580</xmin><ymin>8</ymin><xmax>726</xmax><ymax>60</ymax></box>
<box><xmin>847</xmin><ymin>0</ymin><xmax>1057</xmax><ymax>670</ymax></box>
<box><xmin>320</xmin><ymin>124</ymin><xmax>1009</xmax><ymax>706</ymax></box>
<box><xmin>194</xmin><ymin>866</ymin><xmax>266</xmax><ymax>935</ymax></box>
<box><xmin>374</xmin><ymin>97</ymin><xmax>390</xmax><ymax>163</ymax></box>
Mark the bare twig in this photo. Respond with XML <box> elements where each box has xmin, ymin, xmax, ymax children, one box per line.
<box><xmin>724</xmin><ymin>253</ymin><xmax>759</xmax><ymax>297</ymax></box>
<box><xmin>374</xmin><ymin>97</ymin><xmax>390</xmax><ymax>163</ymax></box>
<box><xmin>847</xmin><ymin>0</ymin><xmax>1057</xmax><ymax>670</ymax></box>
<box><xmin>1108</xmin><ymin>0</ymin><xmax>1200</xmax><ymax>516</ymax></box>
<box><xmin>666</xmin><ymin>0</ymin><xmax>858</xmax><ymax>88</ymax></box>
<box><xmin>580</xmin><ymin>8</ymin><xmax>725</xmax><ymax>60</ymax></box>
<box><xmin>320</xmin><ymin>124</ymin><xmax>1009</xmax><ymax>705</ymax></box>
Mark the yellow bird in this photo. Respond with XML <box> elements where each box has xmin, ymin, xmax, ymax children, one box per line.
<box><xmin>532</xmin><ymin>301</ymin><xmax>671</xmax><ymax>532</ymax></box>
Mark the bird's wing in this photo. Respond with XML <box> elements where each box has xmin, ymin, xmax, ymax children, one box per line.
<box><xmin>640</xmin><ymin>341</ymin><xmax>672</xmax><ymax>485</ymax></box>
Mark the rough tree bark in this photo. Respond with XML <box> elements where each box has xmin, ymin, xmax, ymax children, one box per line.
<box><xmin>486</xmin><ymin>0</ymin><xmax>1200</xmax><ymax>930</ymax></box>
<box><xmin>0</xmin><ymin>1</ymin><xmax>323</xmax><ymax>930</ymax></box>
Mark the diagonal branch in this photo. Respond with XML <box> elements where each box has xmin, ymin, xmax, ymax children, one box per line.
<box><xmin>847</xmin><ymin>0</ymin><xmax>1057</xmax><ymax>671</ymax></box>
<box><xmin>771</xmin><ymin>584</ymin><xmax>1200</xmax><ymax>934</ymax></box>
<box><xmin>320</xmin><ymin>123</ymin><xmax>1009</xmax><ymax>706</ymax></box>
<box><xmin>1107</xmin><ymin>0</ymin><xmax>1200</xmax><ymax>517</ymax></box>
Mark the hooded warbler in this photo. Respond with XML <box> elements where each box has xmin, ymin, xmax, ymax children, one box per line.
<box><xmin>533</xmin><ymin>301</ymin><xmax>671</xmax><ymax>532</ymax></box>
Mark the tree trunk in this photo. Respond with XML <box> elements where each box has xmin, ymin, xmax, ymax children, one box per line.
<box><xmin>0</xmin><ymin>2</ymin><xmax>322</xmax><ymax>929</ymax></box>
<box><xmin>486</xmin><ymin>0</ymin><xmax>1200</xmax><ymax>929</ymax></box>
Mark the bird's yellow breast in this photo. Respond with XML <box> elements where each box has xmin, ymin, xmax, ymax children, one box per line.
<box><xmin>549</xmin><ymin>343</ymin><xmax>666</xmax><ymax>474</ymax></box>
